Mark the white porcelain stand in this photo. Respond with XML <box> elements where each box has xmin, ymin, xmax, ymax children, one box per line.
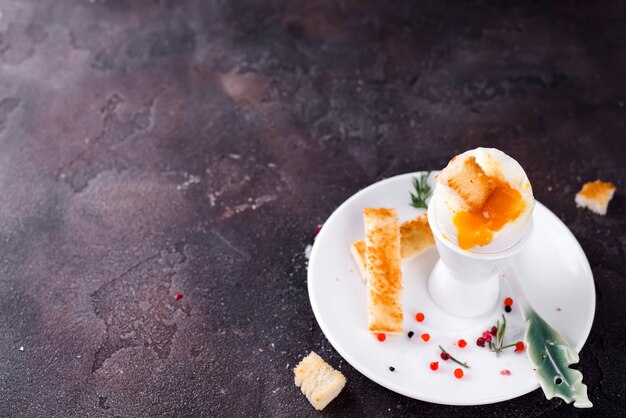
<box><xmin>427</xmin><ymin>199</ymin><xmax>534</xmax><ymax>318</ymax></box>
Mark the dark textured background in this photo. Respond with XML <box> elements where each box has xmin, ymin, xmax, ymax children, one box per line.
<box><xmin>0</xmin><ymin>0</ymin><xmax>624</xmax><ymax>416</ymax></box>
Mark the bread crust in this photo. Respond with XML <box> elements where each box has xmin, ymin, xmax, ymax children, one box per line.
<box><xmin>437</xmin><ymin>155</ymin><xmax>495</xmax><ymax>211</ymax></box>
<box><xmin>363</xmin><ymin>208</ymin><xmax>403</xmax><ymax>333</ymax></box>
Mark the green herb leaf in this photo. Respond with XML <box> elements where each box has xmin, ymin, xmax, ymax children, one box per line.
<box><xmin>497</xmin><ymin>314</ymin><xmax>506</xmax><ymax>348</ymax></box>
<box><xmin>409</xmin><ymin>172</ymin><xmax>432</xmax><ymax>209</ymax></box>
<box><xmin>525</xmin><ymin>309</ymin><xmax>592</xmax><ymax>408</ymax></box>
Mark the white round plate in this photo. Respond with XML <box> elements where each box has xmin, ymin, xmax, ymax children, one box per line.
<box><xmin>308</xmin><ymin>172</ymin><xmax>595</xmax><ymax>406</ymax></box>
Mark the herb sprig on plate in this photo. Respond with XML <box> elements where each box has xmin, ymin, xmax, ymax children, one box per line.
<box><xmin>409</xmin><ymin>171</ymin><xmax>432</xmax><ymax>209</ymax></box>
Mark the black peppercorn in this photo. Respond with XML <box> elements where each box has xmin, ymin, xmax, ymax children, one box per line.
<box><xmin>408</xmin><ymin>331</ymin><xmax>414</xmax><ymax>338</ymax></box>
<box><xmin>389</xmin><ymin>366</ymin><xmax>395</xmax><ymax>372</ymax></box>
<box><xmin>505</xmin><ymin>305</ymin><xmax>512</xmax><ymax>313</ymax></box>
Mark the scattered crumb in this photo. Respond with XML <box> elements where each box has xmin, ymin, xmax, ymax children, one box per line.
<box><xmin>304</xmin><ymin>245</ymin><xmax>313</xmax><ymax>260</ymax></box>
<box><xmin>556</xmin><ymin>307</ymin><xmax>561</xmax><ymax>312</ymax></box>
<box><xmin>229</xmin><ymin>153</ymin><xmax>241</xmax><ymax>160</ymax></box>
<box><xmin>19</xmin><ymin>346</ymin><xmax>24</xmax><ymax>351</ymax></box>
<box><xmin>575</xmin><ymin>180</ymin><xmax>616</xmax><ymax>215</ymax></box>
<box><xmin>177</xmin><ymin>174</ymin><xmax>201</xmax><ymax>190</ymax></box>
<box><xmin>223</xmin><ymin>195</ymin><xmax>276</xmax><ymax>218</ymax></box>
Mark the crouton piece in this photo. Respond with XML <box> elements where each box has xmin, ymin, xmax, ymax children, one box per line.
<box><xmin>575</xmin><ymin>180</ymin><xmax>616</xmax><ymax>215</ymax></box>
<box><xmin>294</xmin><ymin>352</ymin><xmax>346</xmax><ymax>411</ymax></box>
<box><xmin>437</xmin><ymin>155</ymin><xmax>495</xmax><ymax>211</ymax></box>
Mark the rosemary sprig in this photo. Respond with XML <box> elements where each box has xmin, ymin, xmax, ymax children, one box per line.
<box><xmin>498</xmin><ymin>314</ymin><xmax>506</xmax><ymax>347</ymax></box>
<box><xmin>409</xmin><ymin>171</ymin><xmax>432</xmax><ymax>209</ymax></box>
<box><xmin>439</xmin><ymin>345</ymin><xmax>470</xmax><ymax>369</ymax></box>
<box><xmin>491</xmin><ymin>314</ymin><xmax>509</xmax><ymax>356</ymax></box>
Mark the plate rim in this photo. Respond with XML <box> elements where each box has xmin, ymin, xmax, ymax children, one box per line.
<box><xmin>307</xmin><ymin>171</ymin><xmax>596</xmax><ymax>406</ymax></box>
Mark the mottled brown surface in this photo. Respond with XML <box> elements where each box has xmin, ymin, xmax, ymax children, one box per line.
<box><xmin>0</xmin><ymin>0</ymin><xmax>624</xmax><ymax>416</ymax></box>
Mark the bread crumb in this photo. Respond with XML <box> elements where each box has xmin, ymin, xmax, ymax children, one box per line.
<box><xmin>294</xmin><ymin>352</ymin><xmax>346</xmax><ymax>410</ymax></box>
<box><xmin>304</xmin><ymin>245</ymin><xmax>313</xmax><ymax>259</ymax></box>
<box><xmin>575</xmin><ymin>180</ymin><xmax>616</xmax><ymax>215</ymax></box>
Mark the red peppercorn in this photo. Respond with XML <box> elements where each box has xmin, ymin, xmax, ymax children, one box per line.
<box><xmin>476</xmin><ymin>337</ymin><xmax>486</xmax><ymax>347</ymax></box>
<box><xmin>415</xmin><ymin>312</ymin><xmax>425</xmax><ymax>322</ymax></box>
<box><xmin>377</xmin><ymin>333</ymin><xmax>386</xmax><ymax>342</ymax></box>
<box><xmin>175</xmin><ymin>294</ymin><xmax>184</xmax><ymax>301</ymax></box>
<box><xmin>504</xmin><ymin>297</ymin><xmax>513</xmax><ymax>307</ymax></box>
<box><xmin>482</xmin><ymin>331</ymin><xmax>492</xmax><ymax>342</ymax></box>
<box><xmin>500</xmin><ymin>369</ymin><xmax>511</xmax><ymax>376</ymax></box>
<box><xmin>421</xmin><ymin>333</ymin><xmax>430</xmax><ymax>342</ymax></box>
<box><xmin>440</xmin><ymin>352</ymin><xmax>450</xmax><ymax>360</ymax></box>
<box><xmin>430</xmin><ymin>361</ymin><xmax>439</xmax><ymax>371</ymax></box>
<box><xmin>515</xmin><ymin>341</ymin><xmax>525</xmax><ymax>352</ymax></box>
<box><xmin>490</xmin><ymin>326</ymin><xmax>497</xmax><ymax>336</ymax></box>
<box><xmin>458</xmin><ymin>339</ymin><xmax>467</xmax><ymax>348</ymax></box>
<box><xmin>454</xmin><ymin>368</ymin><xmax>464</xmax><ymax>379</ymax></box>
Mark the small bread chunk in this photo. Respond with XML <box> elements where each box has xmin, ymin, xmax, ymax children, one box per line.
<box><xmin>437</xmin><ymin>155</ymin><xmax>495</xmax><ymax>211</ymax></box>
<box><xmin>575</xmin><ymin>180</ymin><xmax>616</xmax><ymax>215</ymax></box>
<box><xmin>351</xmin><ymin>213</ymin><xmax>434</xmax><ymax>282</ymax></box>
<box><xmin>294</xmin><ymin>352</ymin><xmax>346</xmax><ymax>411</ymax></box>
<box><xmin>363</xmin><ymin>208</ymin><xmax>403</xmax><ymax>334</ymax></box>
<box><xmin>400</xmin><ymin>214</ymin><xmax>436</xmax><ymax>260</ymax></box>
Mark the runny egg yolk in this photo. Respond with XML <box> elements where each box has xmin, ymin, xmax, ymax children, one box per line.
<box><xmin>453</xmin><ymin>177</ymin><xmax>525</xmax><ymax>250</ymax></box>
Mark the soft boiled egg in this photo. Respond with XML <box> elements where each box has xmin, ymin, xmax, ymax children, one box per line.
<box><xmin>432</xmin><ymin>148</ymin><xmax>534</xmax><ymax>253</ymax></box>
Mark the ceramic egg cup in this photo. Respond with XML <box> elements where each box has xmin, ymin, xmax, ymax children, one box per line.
<box><xmin>427</xmin><ymin>199</ymin><xmax>534</xmax><ymax>318</ymax></box>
